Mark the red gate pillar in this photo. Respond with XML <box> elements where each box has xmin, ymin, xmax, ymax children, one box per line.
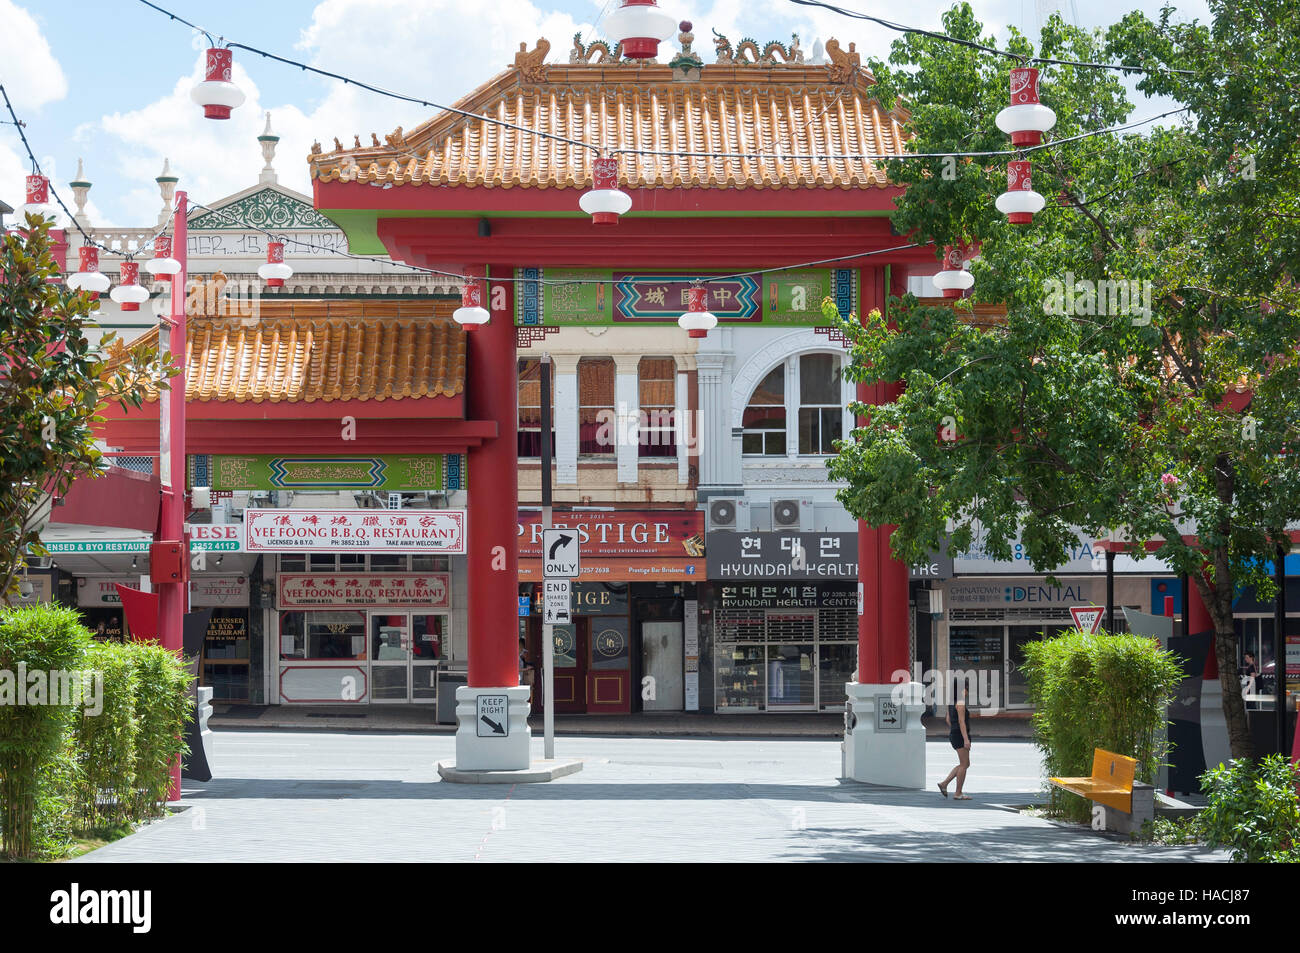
<box><xmin>452</xmin><ymin>267</ymin><xmax>532</xmax><ymax>772</ymax></box>
<box><xmin>843</xmin><ymin>265</ymin><xmax>925</xmax><ymax>787</ymax></box>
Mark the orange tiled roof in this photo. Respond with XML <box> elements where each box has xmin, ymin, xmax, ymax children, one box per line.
<box><xmin>128</xmin><ymin>296</ymin><xmax>465</xmax><ymax>404</ymax></box>
<box><xmin>309</xmin><ymin>40</ymin><xmax>909</xmax><ymax>192</ymax></box>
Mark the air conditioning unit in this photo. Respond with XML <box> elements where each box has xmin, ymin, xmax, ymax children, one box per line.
<box><xmin>771</xmin><ymin>498</ymin><xmax>814</xmax><ymax>532</ymax></box>
<box><xmin>707</xmin><ymin>497</ymin><xmax>748</xmax><ymax>532</ymax></box>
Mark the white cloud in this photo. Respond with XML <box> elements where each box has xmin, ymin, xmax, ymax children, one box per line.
<box><xmin>0</xmin><ymin>0</ymin><xmax>68</xmax><ymax>111</ymax></box>
<box><xmin>87</xmin><ymin>0</ymin><xmax>591</xmax><ymax>226</ymax></box>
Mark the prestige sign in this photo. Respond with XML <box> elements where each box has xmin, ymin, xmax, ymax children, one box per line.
<box><xmin>279</xmin><ymin>573</ymin><xmax>451</xmax><ymax>608</ymax></box>
<box><xmin>517</xmin><ymin>509</ymin><xmax>704</xmax><ymax>581</ymax></box>
<box><xmin>245</xmin><ymin>509</ymin><xmax>466</xmax><ymax>553</ymax></box>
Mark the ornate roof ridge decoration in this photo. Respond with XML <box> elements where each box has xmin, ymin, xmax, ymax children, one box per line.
<box><xmin>188</xmin><ymin>186</ymin><xmax>339</xmax><ymax>230</ymax></box>
<box><xmin>307</xmin><ymin>33</ymin><xmax>908</xmax><ymax>193</ymax></box>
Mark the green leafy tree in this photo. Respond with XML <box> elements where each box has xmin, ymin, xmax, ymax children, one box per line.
<box><xmin>1</xmin><ymin>216</ymin><xmax>176</xmax><ymax>603</ymax></box>
<box><xmin>826</xmin><ymin>2</ymin><xmax>1300</xmax><ymax>759</ymax></box>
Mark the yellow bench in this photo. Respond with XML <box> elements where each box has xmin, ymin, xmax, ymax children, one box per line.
<box><xmin>1050</xmin><ymin>748</ymin><xmax>1138</xmax><ymax>813</ymax></box>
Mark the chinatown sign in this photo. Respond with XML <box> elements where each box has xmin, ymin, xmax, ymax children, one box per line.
<box><xmin>514</xmin><ymin>268</ymin><xmax>857</xmax><ymax>327</ymax></box>
<box><xmin>517</xmin><ymin>509</ymin><xmax>705</xmax><ymax>581</ymax></box>
<box><xmin>278</xmin><ymin>573</ymin><xmax>451</xmax><ymax>608</ymax></box>
<box><xmin>245</xmin><ymin>509</ymin><xmax>466</xmax><ymax>553</ymax></box>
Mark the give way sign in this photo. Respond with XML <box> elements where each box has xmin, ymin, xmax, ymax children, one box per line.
<box><xmin>1070</xmin><ymin>606</ymin><xmax>1105</xmax><ymax>634</ymax></box>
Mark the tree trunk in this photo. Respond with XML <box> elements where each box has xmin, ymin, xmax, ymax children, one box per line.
<box><xmin>1195</xmin><ymin>545</ymin><xmax>1255</xmax><ymax>761</ymax></box>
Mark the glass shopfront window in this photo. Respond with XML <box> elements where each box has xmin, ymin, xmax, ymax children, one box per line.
<box><xmin>279</xmin><ymin>610</ymin><xmax>366</xmax><ymax>660</ymax></box>
<box><xmin>713</xmin><ymin>585</ymin><xmax>858</xmax><ymax>711</ymax></box>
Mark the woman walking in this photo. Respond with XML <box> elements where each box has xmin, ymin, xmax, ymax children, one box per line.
<box><xmin>938</xmin><ymin>681</ymin><xmax>972</xmax><ymax>800</ymax></box>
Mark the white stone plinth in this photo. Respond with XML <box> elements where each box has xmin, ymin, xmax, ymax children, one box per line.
<box><xmin>841</xmin><ymin>681</ymin><xmax>927</xmax><ymax>788</ymax></box>
<box><xmin>452</xmin><ymin>685</ymin><xmax>532</xmax><ymax>772</ymax></box>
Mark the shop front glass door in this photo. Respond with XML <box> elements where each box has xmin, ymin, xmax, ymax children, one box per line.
<box><xmin>551</xmin><ymin>622</ymin><xmax>584</xmax><ymax>713</ymax></box>
<box><xmin>765</xmin><ymin>644</ymin><xmax>815</xmax><ymax>709</ymax></box>
<box><xmin>409</xmin><ymin>614</ymin><xmax>443</xmax><ymax>704</ymax></box>
<box><xmin>948</xmin><ymin>626</ymin><xmax>1004</xmax><ymax>712</ymax></box>
<box><xmin>587</xmin><ymin>617</ymin><xmax>631</xmax><ymax>713</ymax></box>
<box><xmin>371</xmin><ymin>614</ymin><xmax>410</xmax><ymax>703</ymax></box>
<box><xmin>817</xmin><ymin>643</ymin><xmax>856</xmax><ymax>710</ymax></box>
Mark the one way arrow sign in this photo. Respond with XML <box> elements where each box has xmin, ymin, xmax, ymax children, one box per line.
<box><xmin>542</xmin><ymin>528</ymin><xmax>581</xmax><ymax>578</ymax></box>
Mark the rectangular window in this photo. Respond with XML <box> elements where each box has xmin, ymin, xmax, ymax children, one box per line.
<box><xmin>638</xmin><ymin>357</ymin><xmax>676</xmax><ymax>458</ymax></box>
<box><xmin>279</xmin><ymin>610</ymin><xmax>366</xmax><ymax>660</ymax></box>
<box><xmin>578</xmin><ymin>357</ymin><xmax>615</xmax><ymax>455</ymax></box>
<box><xmin>517</xmin><ymin>358</ymin><xmax>555</xmax><ymax>458</ymax></box>
<box><xmin>797</xmin><ymin>354</ymin><xmax>843</xmax><ymax>455</ymax></box>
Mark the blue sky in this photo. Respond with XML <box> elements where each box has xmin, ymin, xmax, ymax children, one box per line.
<box><xmin>1</xmin><ymin>0</ymin><xmax>1210</xmax><ymax>228</ymax></box>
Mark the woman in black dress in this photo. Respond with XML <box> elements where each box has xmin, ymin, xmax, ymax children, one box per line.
<box><xmin>938</xmin><ymin>681</ymin><xmax>972</xmax><ymax>800</ymax></box>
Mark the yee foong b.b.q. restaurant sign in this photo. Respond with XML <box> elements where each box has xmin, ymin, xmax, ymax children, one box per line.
<box><xmin>244</xmin><ymin>510</ymin><xmax>466</xmax><ymax>554</ymax></box>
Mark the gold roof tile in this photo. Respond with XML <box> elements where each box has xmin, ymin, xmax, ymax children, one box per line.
<box><xmin>310</xmin><ymin>52</ymin><xmax>909</xmax><ymax>192</ymax></box>
<box><xmin>132</xmin><ymin>296</ymin><xmax>465</xmax><ymax>404</ymax></box>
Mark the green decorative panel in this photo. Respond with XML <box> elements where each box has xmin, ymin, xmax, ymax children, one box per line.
<box><xmin>188</xmin><ymin>189</ymin><xmax>339</xmax><ymax>230</ymax></box>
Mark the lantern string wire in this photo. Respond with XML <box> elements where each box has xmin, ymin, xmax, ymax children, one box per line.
<box><xmin>786</xmin><ymin>0</ymin><xmax>1212</xmax><ymax>76</ymax></box>
<box><xmin>131</xmin><ymin>0</ymin><xmax>1199</xmax><ymax>166</ymax></box>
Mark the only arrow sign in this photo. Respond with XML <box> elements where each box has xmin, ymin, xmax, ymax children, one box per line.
<box><xmin>548</xmin><ymin>533</ymin><xmax>574</xmax><ymax>561</ymax></box>
<box><xmin>480</xmin><ymin>715</ymin><xmax>505</xmax><ymax>735</ymax></box>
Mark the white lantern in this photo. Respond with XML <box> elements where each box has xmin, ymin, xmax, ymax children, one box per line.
<box><xmin>678</xmin><ymin>285</ymin><xmax>718</xmax><ymax>339</ymax></box>
<box><xmin>453</xmin><ymin>281</ymin><xmax>490</xmax><ymax>331</ymax></box>
<box><xmin>18</xmin><ymin>174</ymin><xmax>58</xmax><ymax>225</ymax></box>
<box><xmin>145</xmin><ymin>234</ymin><xmax>181</xmax><ymax>280</ymax></box>
<box><xmin>191</xmin><ymin>48</ymin><xmax>245</xmax><ymax>120</ymax></box>
<box><xmin>257</xmin><ymin>241</ymin><xmax>292</xmax><ymax>287</ymax></box>
<box><xmin>580</xmin><ymin>157</ymin><xmax>633</xmax><ymax>225</ymax></box>
<box><xmin>604</xmin><ymin>0</ymin><xmax>677</xmax><ymax>60</ymax></box>
<box><xmin>109</xmin><ymin>261</ymin><xmax>150</xmax><ymax>312</ymax></box>
<box><xmin>67</xmin><ymin>246</ymin><xmax>111</xmax><ymax>298</ymax></box>
<box><xmin>995</xmin><ymin>160</ymin><xmax>1045</xmax><ymax>225</ymax></box>
<box><xmin>931</xmin><ymin>244</ymin><xmax>974</xmax><ymax>298</ymax></box>
<box><xmin>995</xmin><ymin>67</ymin><xmax>1056</xmax><ymax>148</ymax></box>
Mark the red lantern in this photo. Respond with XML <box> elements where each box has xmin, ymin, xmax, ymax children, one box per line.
<box><xmin>257</xmin><ymin>241</ymin><xmax>292</xmax><ymax>287</ymax></box>
<box><xmin>932</xmin><ymin>245</ymin><xmax>974</xmax><ymax>298</ymax></box>
<box><xmin>145</xmin><ymin>234</ymin><xmax>181</xmax><ymax>280</ymax></box>
<box><xmin>110</xmin><ymin>261</ymin><xmax>150</xmax><ymax>312</ymax></box>
<box><xmin>580</xmin><ymin>157</ymin><xmax>633</xmax><ymax>225</ymax></box>
<box><xmin>19</xmin><ymin>174</ymin><xmax>58</xmax><ymax>224</ymax></box>
<box><xmin>67</xmin><ymin>246</ymin><xmax>111</xmax><ymax>298</ymax></box>
<box><xmin>191</xmin><ymin>48</ymin><xmax>245</xmax><ymax>120</ymax></box>
<box><xmin>604</xmin><ymin>0</ymin><xmax>677</xmax><ymax>60</ymax></box>
<box><xmin>995</xmin><ymin>160</ymin><xmax>1045</xmax><ymax>225</ymax></box>
<box><xmin>995</xmin><ymin>67</ymin><xmax>1056</xmax><ymax>147</ymax></box>
<box><xmin>453</xmin><ymin>281</ymin><xmax>489</xmax><ymax>330</ymax></box>
<box><xmin>678</xmin><ymin>285</ymin><xmax>718</xmax><ymax>339</ymax></box>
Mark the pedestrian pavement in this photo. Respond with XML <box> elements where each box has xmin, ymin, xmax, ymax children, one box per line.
<box><xmin>77</xmin><ymin>732</ymin><xmax>1225</xmax><ymax>863</ymax></box>
<box><xmin>210</xmin><ymin>705</ymin><xmax>1036</xmax><ymax>738</ymax></box>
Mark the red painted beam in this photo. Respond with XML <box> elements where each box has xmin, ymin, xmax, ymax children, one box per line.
<box><xmin>98</xmin><ymin>418</ymin><xmax>497</xmax><ymax>455</ymax></box>
<box><xmin>100</xmin><ymin>395</ymin><xmax>464</xmax><ymax>423</ymax></box>
<box><xmin>316</xmin><ymin>179</ymin><xmax>904</xmax><ymax>216</ymax></box>
<box><xmin>378</xmin><ymin>216</ymin><xmax>932</xmax><ymax>271</ymax></box>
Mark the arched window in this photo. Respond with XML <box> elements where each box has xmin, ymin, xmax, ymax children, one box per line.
<box><xmin>741</xmin><ymin>353</ymin><xmax>845</xmax><ymax>457</ymax></box>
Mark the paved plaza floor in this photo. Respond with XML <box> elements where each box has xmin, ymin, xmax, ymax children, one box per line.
<box><xmin>77</xmin><ymin>732</ymin><xmax>1226</xmax><ymax>863</ymax></box>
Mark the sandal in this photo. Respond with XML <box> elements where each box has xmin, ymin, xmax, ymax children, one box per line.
<box><xmin>937</xmin><ymin>783</ymin><xmax>948</xmax><ymax>798</ymax></box>
<box><xmin>953</xmin><ymin>794</ymin><xmax>972</xmax><ymax>800</ymax></box>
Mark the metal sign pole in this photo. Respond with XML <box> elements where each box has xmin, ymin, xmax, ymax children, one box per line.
<box><xmin>540</xmin><ymin>353</ymin><xmax>555</xmax><ymax>759</ymax></box>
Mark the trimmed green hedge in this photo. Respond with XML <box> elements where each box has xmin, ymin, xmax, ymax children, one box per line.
<box><xmin>0</xmin><ymin>605</ymin><xmax>194</xmax><ymax>860</ymax></box>
<box><xmin>1021</xmin><ymin>629</ymin><xmax>1185</xmax><ymax>823</ymax></box>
